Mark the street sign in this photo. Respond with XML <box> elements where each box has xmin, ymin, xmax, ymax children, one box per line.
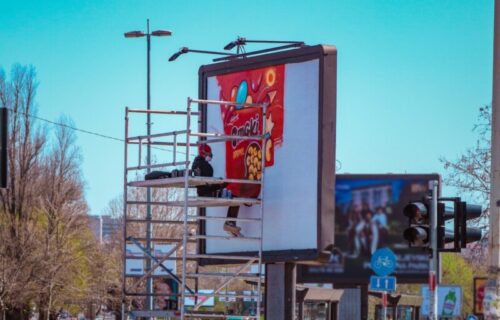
<box><xmin>370</xmin><ymin>248</ymin><xmax>397</xmax><ymax>276</ymax></box>
<box><xmin>369</xmin><ymin>276</ymin><xmax>397</xmax><ymax>292</ymax></box>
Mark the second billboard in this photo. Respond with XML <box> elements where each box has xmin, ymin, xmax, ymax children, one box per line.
<box><xmin>299</xmin><ymin>173</ymin><xmax>439</xmax><ymax>284</ymax></box>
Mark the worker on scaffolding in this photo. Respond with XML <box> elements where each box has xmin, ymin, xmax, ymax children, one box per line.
<box><xmin>192</xmin><ymin>143</ymin><xmax>242</xmax><ymax>236</ymax></box>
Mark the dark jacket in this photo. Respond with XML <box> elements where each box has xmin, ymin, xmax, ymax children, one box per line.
<box><xmin>191</xmin><ymin>156</ymin><xmax>224</xmax><ymax>196</ymax></box>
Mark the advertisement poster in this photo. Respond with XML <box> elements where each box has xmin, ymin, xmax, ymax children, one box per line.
<box><xmin>421</xmin><ymin>285</ymin><xmax>462</xmax><ymax>317</ymax></box>
<box><xmin>153</xmin><ymin>243</ymin><xmax>177</xmax><ymax>276</ymax></box>
<box><xmin>184</xmin><ymin>290</ymin><xmax>215</xmax><ymax>307</ymax></box>
<box><xmin>299</xmin><ymin>174</ymin><xmax>438</xmax><ymax>283</ymax></box>
<box><xmin>125</xmin><ymin>243</ymin><xmax>144</xmax><ymax>275</ymax></box>
<box><xmin>474</xmin><ymin>277</ymin><xmax>487</xmax><ymax>315</ymax></box>
<box><xmin>216</xmin><ymin>65</ymin><xmax>285</xmax><ymax>198</ymax></box>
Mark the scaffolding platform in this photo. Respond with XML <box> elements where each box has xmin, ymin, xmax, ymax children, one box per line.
<box><xmin>128</xmin><ymin>176</ymin><xmax>261</xmax><ymax>188</ymax></box>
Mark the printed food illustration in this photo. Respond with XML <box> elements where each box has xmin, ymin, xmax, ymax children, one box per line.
<box><xmin>245</xmin><ymin>143</ymin><xmax>262</xmax><ymax>181</ymax></box>
<box><xmin>216</xmin><ymin>65</ymin><xmax>285</xmax><ymax>197</ymax></box>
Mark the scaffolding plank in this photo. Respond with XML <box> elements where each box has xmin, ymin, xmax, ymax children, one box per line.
<box><xmin>178</xmin><ymin>197</ymin><xmax>260</xmax><ymax>207</ymax></box>
<box><xmin>128</xmin><ymin>176</ymin><xmax>261</xmax><ymax>188</ymax></box>
<box><xmin>128</xmin><ymin>176</ymin><xmax>225</xmax><ymax>188</ymax></box>
<box><xmin>127</xmin><ymin>237</ymin><xmax>196</xmax><ymax>243</ymax></box>
<box><xmin>190</xmin><ymin>234</ymin><xmax>261</xmax><ymax>241</ymax></box>
<box><xmin>184</xmin><ymin>314</ymin><xmax>258</xmax><ymax>319</ymax></box>
<box><xmin>186</xmin><ymin>272</ymin><xmax>261</xmax><ymax>280</ymax></box>
<box><xmin>128</xmin><ymin>310</ymin><xmax>180</xmax><ymax>317</ymax></box>
<box><xmin>186</xmin><ymin>254</ymin><xmax>258</xmax><ymax>261</ymax></box>
<box><xmin>187</xmin><ymin>215</ymin><xmax>261</xmax><ymax>222</ymax></box>
<box><xmin>125</xmin><ymin>197</ymin><xmax>261</xmax><ymax>208</ymax></box>
<box><xmin>124</xmin><ymin>292</ymin><xmax>260</xmax><ymax>298</ymax></box>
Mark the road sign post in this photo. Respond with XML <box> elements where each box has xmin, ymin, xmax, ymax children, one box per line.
<box><xmin>382</xmin><ymin>292</ymin><xmax>387</xmax><ymax>320</ymax></box>
<box><xmin>370</xmin><ymin>247</ymin><xmax>398</xmax><ymax>320</ymax></box>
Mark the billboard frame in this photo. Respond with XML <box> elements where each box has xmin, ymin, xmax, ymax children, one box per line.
<box><xmin>198</xmin><ymin>45</ymin><xmax>337</xmax><ymax>264</ymax></box>
<box><xmin>297</xmin><ymin>173</ymin><xmax>441</xmax><ymax>285</ymax></box>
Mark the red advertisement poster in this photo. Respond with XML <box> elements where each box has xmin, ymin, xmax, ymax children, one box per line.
<box><xmin>216</xmin><ymin>65</ymin><xmax>285</xmax><ymax>197</ymax></box>
<box><xmin>474</xmin><ymin>277</ymin><xmax>487</xmax><ymax>315</ymax></box>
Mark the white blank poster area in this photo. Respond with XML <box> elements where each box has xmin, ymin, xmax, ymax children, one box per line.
<box><xmin>205</xmin><ymin>59</ymin><xmax>319</xmax><ymax>254</ymax></box>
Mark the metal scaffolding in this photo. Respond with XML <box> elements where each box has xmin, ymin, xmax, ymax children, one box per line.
<box><xmin>122</xmin><ymin>98</ymin><xmax>267</xmax><ymax>319</ymax></box>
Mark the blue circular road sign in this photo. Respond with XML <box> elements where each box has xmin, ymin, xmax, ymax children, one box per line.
<box><xmin>370</xmin><ymin>248</ymin><xmax>397</xmax><ymax>276</ymax></box>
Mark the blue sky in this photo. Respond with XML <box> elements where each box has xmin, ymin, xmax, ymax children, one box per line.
<box><xmin>0</xmin><ymin>0</ymin><xmax>493</xmax><ymax>215</ymax></box>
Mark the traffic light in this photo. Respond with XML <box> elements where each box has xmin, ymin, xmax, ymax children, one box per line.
<box><xmin>436</xmin><ymin>199</ymin><xmax>460</xmax><ymax>252</ymax></box>
<box><xmin>0</xmin><ymin>107</ymin><xmax>7</xmax><ymax>189</ymax></box>
<box><xmin>458</xmin><ymin>201</ymin><xmax>482</xmax><ymax>247</ymax></box>
<box><xmin>437</xmin><ymin>198</ymin><xmax>482</xmax><ymax>251</ymax></box>
<box><xmin>403</xmin><ymin>201</ymin><xmax>430</xmax><ymax>247</ymax></box>
<box><xmin>403</xmin><ymin>197</ymin><xmax>483</xmax><ymax>251</ymax></box>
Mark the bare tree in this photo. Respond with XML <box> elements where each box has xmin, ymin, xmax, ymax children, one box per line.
<box><xmin>441</xmin><ymin>106</ymin><xmax>491</xmax><ymax>208</ymax></box>
<box><xmin>0</xmin><ymin>65</ymin><xmax>46</xmax><ymax>319</ymax></box>
<box><xmin>0</xmin><ymin>65</ymin><xmax>121</xmax><ymax>320</ymax></box>
<box><xmin>35</xmin><ymin>117</ymin><xmax>88</xmax><ymax>320</ymax></box>
<box><xmin>440</xmin><ymin>105</ymin><xmax>491</xmax><ymax>267</ymax></box>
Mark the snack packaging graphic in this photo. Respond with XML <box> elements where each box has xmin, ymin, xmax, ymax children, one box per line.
<box><xmin>216</xmin><ymin>65</ymin><xmax>285</xmax><ymax>197</ymax></box>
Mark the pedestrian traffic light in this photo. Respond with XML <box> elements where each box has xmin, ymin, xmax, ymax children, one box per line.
<box><xmin>403</xmin><ymin>201</ymin><xmax>430</xmax><ymax>247</ymax></box>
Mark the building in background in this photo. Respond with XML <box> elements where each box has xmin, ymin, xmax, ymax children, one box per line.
<box><xmin>87</xmin><ymin>215</ymin><xmax>120</xmax><ymax>243</ymax></box>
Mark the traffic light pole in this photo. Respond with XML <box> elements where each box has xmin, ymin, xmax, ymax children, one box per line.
<box><xmin>429</xmin><ymin>180</ymin><xmax>439</xmax><ymax>320</ymax></box>
<box><xmin>488</xmin><ymin>0</ymin><xmax>500</xmax><ymax>318</ymax></box>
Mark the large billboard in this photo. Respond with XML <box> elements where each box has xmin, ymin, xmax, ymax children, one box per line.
<box><xmin>298</xmin><ymin>174</ymin><xmax>439</xmax><ymax>284</ymax></box>
<box><xmin>198</xmin><ymin>45</ymin><xmax>337</xmax><ymax>262</ymax></box>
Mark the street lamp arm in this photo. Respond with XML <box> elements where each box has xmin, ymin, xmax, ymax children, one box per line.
<box><xmin>168</xmin><ymin>47</ymin><xmax>234</xmax><ymax>62</ymax></box>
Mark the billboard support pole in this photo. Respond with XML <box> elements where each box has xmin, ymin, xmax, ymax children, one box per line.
<box><xmin>429</xmin><ymin>180</ymin><xmax>439</xmax><ymax>320</ymax></box>
<box><xmin>360</xmin><ymin>284</ymin><xmax>368</xmax><ymax>320</ymax></box>
<box><xmin>265</xmin><ymin>263</ymin><xmax>296</xmax><ymax>320</ymax></box>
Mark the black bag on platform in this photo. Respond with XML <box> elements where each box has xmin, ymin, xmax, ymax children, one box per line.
<box><xmin>145</xmin><ymin>171</ymin><xmax>171</xmax><ymax>180</ymax></box>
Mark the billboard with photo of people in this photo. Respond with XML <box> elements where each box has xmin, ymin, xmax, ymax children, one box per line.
<box><xmin>298</xmin><ymin>174</ymin><xmax>440</xmax><ymax>284</ymax></box>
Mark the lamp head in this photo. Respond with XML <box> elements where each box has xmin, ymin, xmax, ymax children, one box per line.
<box><xmin>168</xmin><ymin>47</ymin><xmax>189</xmax><ymax>62</ymax></box>
<box><xmin>224</xmin><ymin>37</ymin><xmax>246</xmax><ymax>50</ymax></box>
<box><xmin>124</xmin><ymin>31</ymin><xmax>145</xmax><ymax>38</ymax></box>
<box><xmin>151</xmin><ymin>30</ymin><xmax>172</xmax><ymax>37</ymax></box>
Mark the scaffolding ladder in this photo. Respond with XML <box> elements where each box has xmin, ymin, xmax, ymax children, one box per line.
<box><xmin>123</xmin><ymin>98</ymin><xmax>267</xmax><ymax>319</ymax></box>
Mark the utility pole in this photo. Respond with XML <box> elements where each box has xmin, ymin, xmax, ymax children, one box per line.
<box><xmin>487</xmin><ymin>0</ymin><xmax>500</xmax><ymax>317</ymax></box>
<box><xmin>429</xmin><ymin>180</ymin><xmax>439</xmax><ymax>320</ymax></box>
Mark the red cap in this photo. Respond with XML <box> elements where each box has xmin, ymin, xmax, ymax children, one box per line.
<box><xmin>198</xmin><ymin>144</ymin><xmax>212</xmax><ymax>157</ymax></box>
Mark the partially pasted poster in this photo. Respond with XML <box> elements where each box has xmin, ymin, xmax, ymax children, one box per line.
<box><xmin>215</xmin><ymin>65</ymin><xmax>285</xmax><ymax>198</ymax></box>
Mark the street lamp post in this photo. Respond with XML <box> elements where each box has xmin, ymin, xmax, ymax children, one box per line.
<box><xmin>124</xmin><ymin>19</ymin><xmax>172</xmax><ymax>315</ymax></box>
